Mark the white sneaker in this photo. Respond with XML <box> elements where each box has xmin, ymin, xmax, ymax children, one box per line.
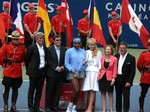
<box><xmin>72</xmin><ymin>108</ymin><xmax>77</xmax><ymax>112</ymax></box>
<box><xmin>72</xmin><ymin>105</ymin><xmax>77</xmax><ymax>112</ymax></box>
<box><xmin>66</xmin><ymin>105</ymin><xmax>73</xmax><ymax>112</ymax></box>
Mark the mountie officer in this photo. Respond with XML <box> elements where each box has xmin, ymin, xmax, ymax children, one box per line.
<box><xmin>137</xmin><ymin>39</ymin><xmax>150</xmax><ymax>112</ymax></box>
<box><xmin>0</xmin><ymin>30</ymin><xmax>25</xmax><ymax>112</ymax></box>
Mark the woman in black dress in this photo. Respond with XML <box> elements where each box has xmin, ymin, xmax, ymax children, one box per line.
<box><xmin>99</xmin><ymin>45</ymin><xmax>118</xmax><ymax>112</ymax></box>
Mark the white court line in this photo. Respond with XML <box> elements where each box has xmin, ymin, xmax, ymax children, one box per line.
<box><xmin>22</xmin><ymin>80</ymin><xmax>140</xmax><ymax>85</ymax></box>
<box><xmin>0</xmin><ymin>108</ymin><xmax>119</xmax><ymax>112</ymax></box>
<box><xmin>0</xmin><ymin>108</ymin><xmax>28</xmax><ymax>111</ymax></box>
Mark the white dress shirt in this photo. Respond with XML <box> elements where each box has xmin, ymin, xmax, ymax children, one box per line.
<box><xmin>36</xmin><ymin>43</ymin><xmax>45</xmax><ymax>69</ymax></box>
<box><xmin>118</xmin><ymin>52</ymin><xmax>128</xmax><ymax>75</ymax></box>
<box><xmin>54</xmin><ymin>45</ymin><xmax>60</xmax><ymax>64</ymax></box>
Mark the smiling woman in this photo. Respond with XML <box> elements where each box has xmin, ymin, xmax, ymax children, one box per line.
<box><xmin>65</xmin><ymin>37</ymin><xmax>86</xmax><ymax>112</ymax></box>
<box><xmin>35</xmin><ymin>32</ymin><xmax>45</xmax><ymax>47</ymax></box>
<box><xmin>24</xmin><ymin>32</ymin><xmax>47</xmax><ymax>112</ymax></box>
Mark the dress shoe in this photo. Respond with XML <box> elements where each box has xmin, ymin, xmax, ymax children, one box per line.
<box><xmin>50</xmin><ymin>107</ymin><xmax>58</xmax><ymax>112</ymax></box>
<box><xmin>34</xmin><ymin>108</ymin><xmax>43</xmax><ymax>112</ymax></box>
<box><xmin>45</xmin><ymin>109</ymin><xmax>51</xmax><ymax>112</ymax></box>
<box><xmin>10</xmin><ymin>105</ymin><xmax>19</xmax><ymax>112</ymax></box>
<box><xmin>28</xmin><ymin>107</ymin><xmax>34</xmax><ymax>112</ymax></box>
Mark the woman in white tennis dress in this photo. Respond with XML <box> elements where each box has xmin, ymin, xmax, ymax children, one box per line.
<box><xmin>82</xmin><ymin>38</ymin><xmax>102</xmax><ymax>112</ymax></box>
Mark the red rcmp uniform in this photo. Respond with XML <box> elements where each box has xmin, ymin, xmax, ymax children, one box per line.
<box><xmin>51</xmin><ymin>15</ymin><xmax>66</xmax><ymax>33</ymax></box>
<box><xmin>77</xmin><ymin>18</ymin><xmax>91</xmax><ymax>36</ymax></box>
<box><xmin>0</xmin><ymin>12</ymin><xmax>13</xmax><ymax>30</ymax></box>
<box><xmin>0</xmin><ymin>43</ymin><xmax>25</xmax><ymax>78</ymax></box>
<box><xmin>108</xmin><ymin>20</ymin><xmax>122</xmax><ymax>36</ymax></box>
<box><xmin>137</xmin><ymin>51</ymin><xmax>150</xmax><ymax>84</ymax></box>
<box><xmin>23</xmin><ymin>12</ymin><xmax>41</xmax><ymax>32</ymax></box>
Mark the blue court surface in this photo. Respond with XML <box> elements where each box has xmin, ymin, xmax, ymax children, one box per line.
<box><xmin>0</xmin><ymin>81</ymin><xmax>150</xmax><ymax>112</ymax></box>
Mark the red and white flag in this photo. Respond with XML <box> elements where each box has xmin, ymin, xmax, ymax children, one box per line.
<box><xmin>10</xmin><ymin>0</ymin><xmax>24</xmax><ymax>43</ymax></box>
<box><xmin>120</xmin><ymin>0</ymin><xmax>149</xmax><ymax>48</ymax></box>
<box><xmin>61</xmin><ymin>0</ymin><xmax>73</xmax><ymax>48</ymax></box>
<box><xmin>0</xmin><ymin>14</ymin><xmax>6</xmax><ymax>45</ymax></box>
<box><xmin>10</xmin><ymin>0</ymin><xmax>24</xmax><ymax>35</ymax></box>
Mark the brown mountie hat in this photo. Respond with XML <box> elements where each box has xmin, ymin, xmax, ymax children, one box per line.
<box><xmin>8</xmin><ymin>30</ymin><xmax>23</xmax><ymax>39</ymax></box>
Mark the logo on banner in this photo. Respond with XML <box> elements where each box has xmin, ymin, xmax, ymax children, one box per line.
<box><xmin>106</xmin><ymin>2</ymin><xmax>149</xmax><ymax>20</ymax></box>
<box><xmin>2</xmin><ymin>1</ymin><xmax>58</xmax><ymax>13</ymax></box>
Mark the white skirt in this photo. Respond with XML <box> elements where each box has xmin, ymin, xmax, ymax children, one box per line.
<box><xmin>82</xmin><ymin>71</ymin><xmax>99</xmax><ymax>91</ymax></box>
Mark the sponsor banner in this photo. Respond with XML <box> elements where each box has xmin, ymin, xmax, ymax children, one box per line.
<box><xmin>1</xmin><ymin>0</ymin><xmax>150</xmax><ymax>48</ymax></box>
<box><xmin>40</xmin><ymin>82</ymin><xmax>86</xmax><ymax>110</ymax></box>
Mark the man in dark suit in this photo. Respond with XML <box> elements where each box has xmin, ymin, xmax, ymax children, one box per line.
<box><xmin>45</xmin><ymin>35</ymin><xmax>67</xmax><ymax>112</ymax></box>
<box><xmin>25</xmin><ymin>32</ymin><xmax>47</xmax><ymax>112</ymax></box>
<box><xmin>115</xmin><ymin>41</ymin><xmax>136</xmax><ymax>112</ymax></box>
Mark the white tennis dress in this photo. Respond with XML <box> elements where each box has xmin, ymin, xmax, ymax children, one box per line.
<box><xmin>82</xmin><ymin>50</ymin><xmax>102</xmax><ymax>91</ymax></box>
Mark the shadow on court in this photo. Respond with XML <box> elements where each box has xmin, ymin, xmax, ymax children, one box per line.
<box><xmin>0</xmin><ymin>81</ymin><xmax>149</xmax><ymax>112</ymax></box>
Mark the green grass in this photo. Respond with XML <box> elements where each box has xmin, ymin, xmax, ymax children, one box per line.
<box><xmin>0</xmin><ymin>48</ymin><xmax>146</xmax><ymax>83</ymax></box>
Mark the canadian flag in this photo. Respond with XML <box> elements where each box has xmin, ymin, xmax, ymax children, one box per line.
<box><xmin>0</xmin><ymin>14</ymin><xmax>5</xmax><ymax>45</ymax></box>
<box><xmin>61</xmin><ymin>0</ymin><xmax>73</xmax><ymax>48</ymax></box>
<box><xmin>10</xmin><ymin>0</ymin><xmax>24</xmax><ymax>43</ymax></box>
<box><xmin>120</xmin><ymin>0</ymin><xmax>149</xmax><ymax>48</ymax></box>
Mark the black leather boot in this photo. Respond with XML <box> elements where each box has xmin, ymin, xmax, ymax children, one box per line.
<box><xmin>3</xmin><ymin>92</ymin><xmax>9</xmax><ymax>112</ymax></box>
<box><xmin>3</xmin><ymin>105</ymin><xmax>8</xmax><ymax>112</ymax></box>
<box><xmin>139</xmin><ymin>97</ymin><xmax>144</xmax><ymax>112</ymax></box>
<box><xmin>10</xmin><ymin>92</ymin><xmax>19</xmax><ymax>112</ymax></box>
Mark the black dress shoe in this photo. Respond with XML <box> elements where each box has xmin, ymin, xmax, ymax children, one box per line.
<box><xmin>50</xmin><ymin>107</ymin><xmax>58</xmax><ymax>112</ymax></box>
<box><xmin>10</xmin><ymin>105</ymin><xmax>19</xmax><ymax>112</ymax></box>
<box><xmin>45</xmin><ymin>109</ymin><xmax>51</xmax><ymax>112</ymax></box>
<box><xmin>34</xmin><ymin>108</ymin><xmax>43</xmax><ymax>112</ymax></box>
<box><xmin>28</xmin><ymin>107</ymin><xmax>34</xmax><ymax>112</ymax></box>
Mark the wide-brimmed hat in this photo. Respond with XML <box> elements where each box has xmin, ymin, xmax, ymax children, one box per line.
<box><xmin>8</xmin><ymin>31</ymin><xmax>23</xmax><ymax>39</ymax></box>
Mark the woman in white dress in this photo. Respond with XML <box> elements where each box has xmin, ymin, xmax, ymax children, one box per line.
<box><xmin>82</xmin><ymin>38</ymin><xmax>102</xmax><ymax>112</ymax></box>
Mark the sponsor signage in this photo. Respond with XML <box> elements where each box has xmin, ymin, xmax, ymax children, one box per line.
<box><xmin>1</xmin><ymin>0</ymin><xmax>150</xmax><ymax>48</ymax></box>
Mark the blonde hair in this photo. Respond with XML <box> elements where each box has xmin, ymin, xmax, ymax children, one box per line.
<box><xmin>87</xmin><ymin>38</ymin><xmax>99</xmax><ymax>58</ymax></box>
<box><xmin>104</xmin><ymin>45</ymin><xmax>114</xmax><ymax>55</ymax></box>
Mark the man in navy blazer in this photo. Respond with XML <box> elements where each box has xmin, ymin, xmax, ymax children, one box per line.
<box><xmin>45</xmin><ymin>35</ymin><xmax>67</xmax><ymax>112</ymax></box>
<box><xmin>25</xmin><ymin>32</ymin><xmax>47</xmax><ymax>112</ymax></box>
<box><xmin>115</xmin><ymin>41</ymin><xmax>136</xmax><ymax>112</ymax></box>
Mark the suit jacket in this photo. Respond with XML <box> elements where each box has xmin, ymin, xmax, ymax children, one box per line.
<box><xmin>115</xmin><ymin>53</ymin><xmax>136</xmax><ymax>85</ymax></box>
<box><xmin>46</xmin><ymin>45</ymin><xmax>67</xmax><ymax>77</ymax></box>
<box><xmin>25</xmin><ymin>44</ymin><xmax>47</xmax><ymax>77</ymax></box>
<box><xmin>99</xmin><ymin>56</ymin><xmax>118</xmax><ymax>81</ymax></box>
